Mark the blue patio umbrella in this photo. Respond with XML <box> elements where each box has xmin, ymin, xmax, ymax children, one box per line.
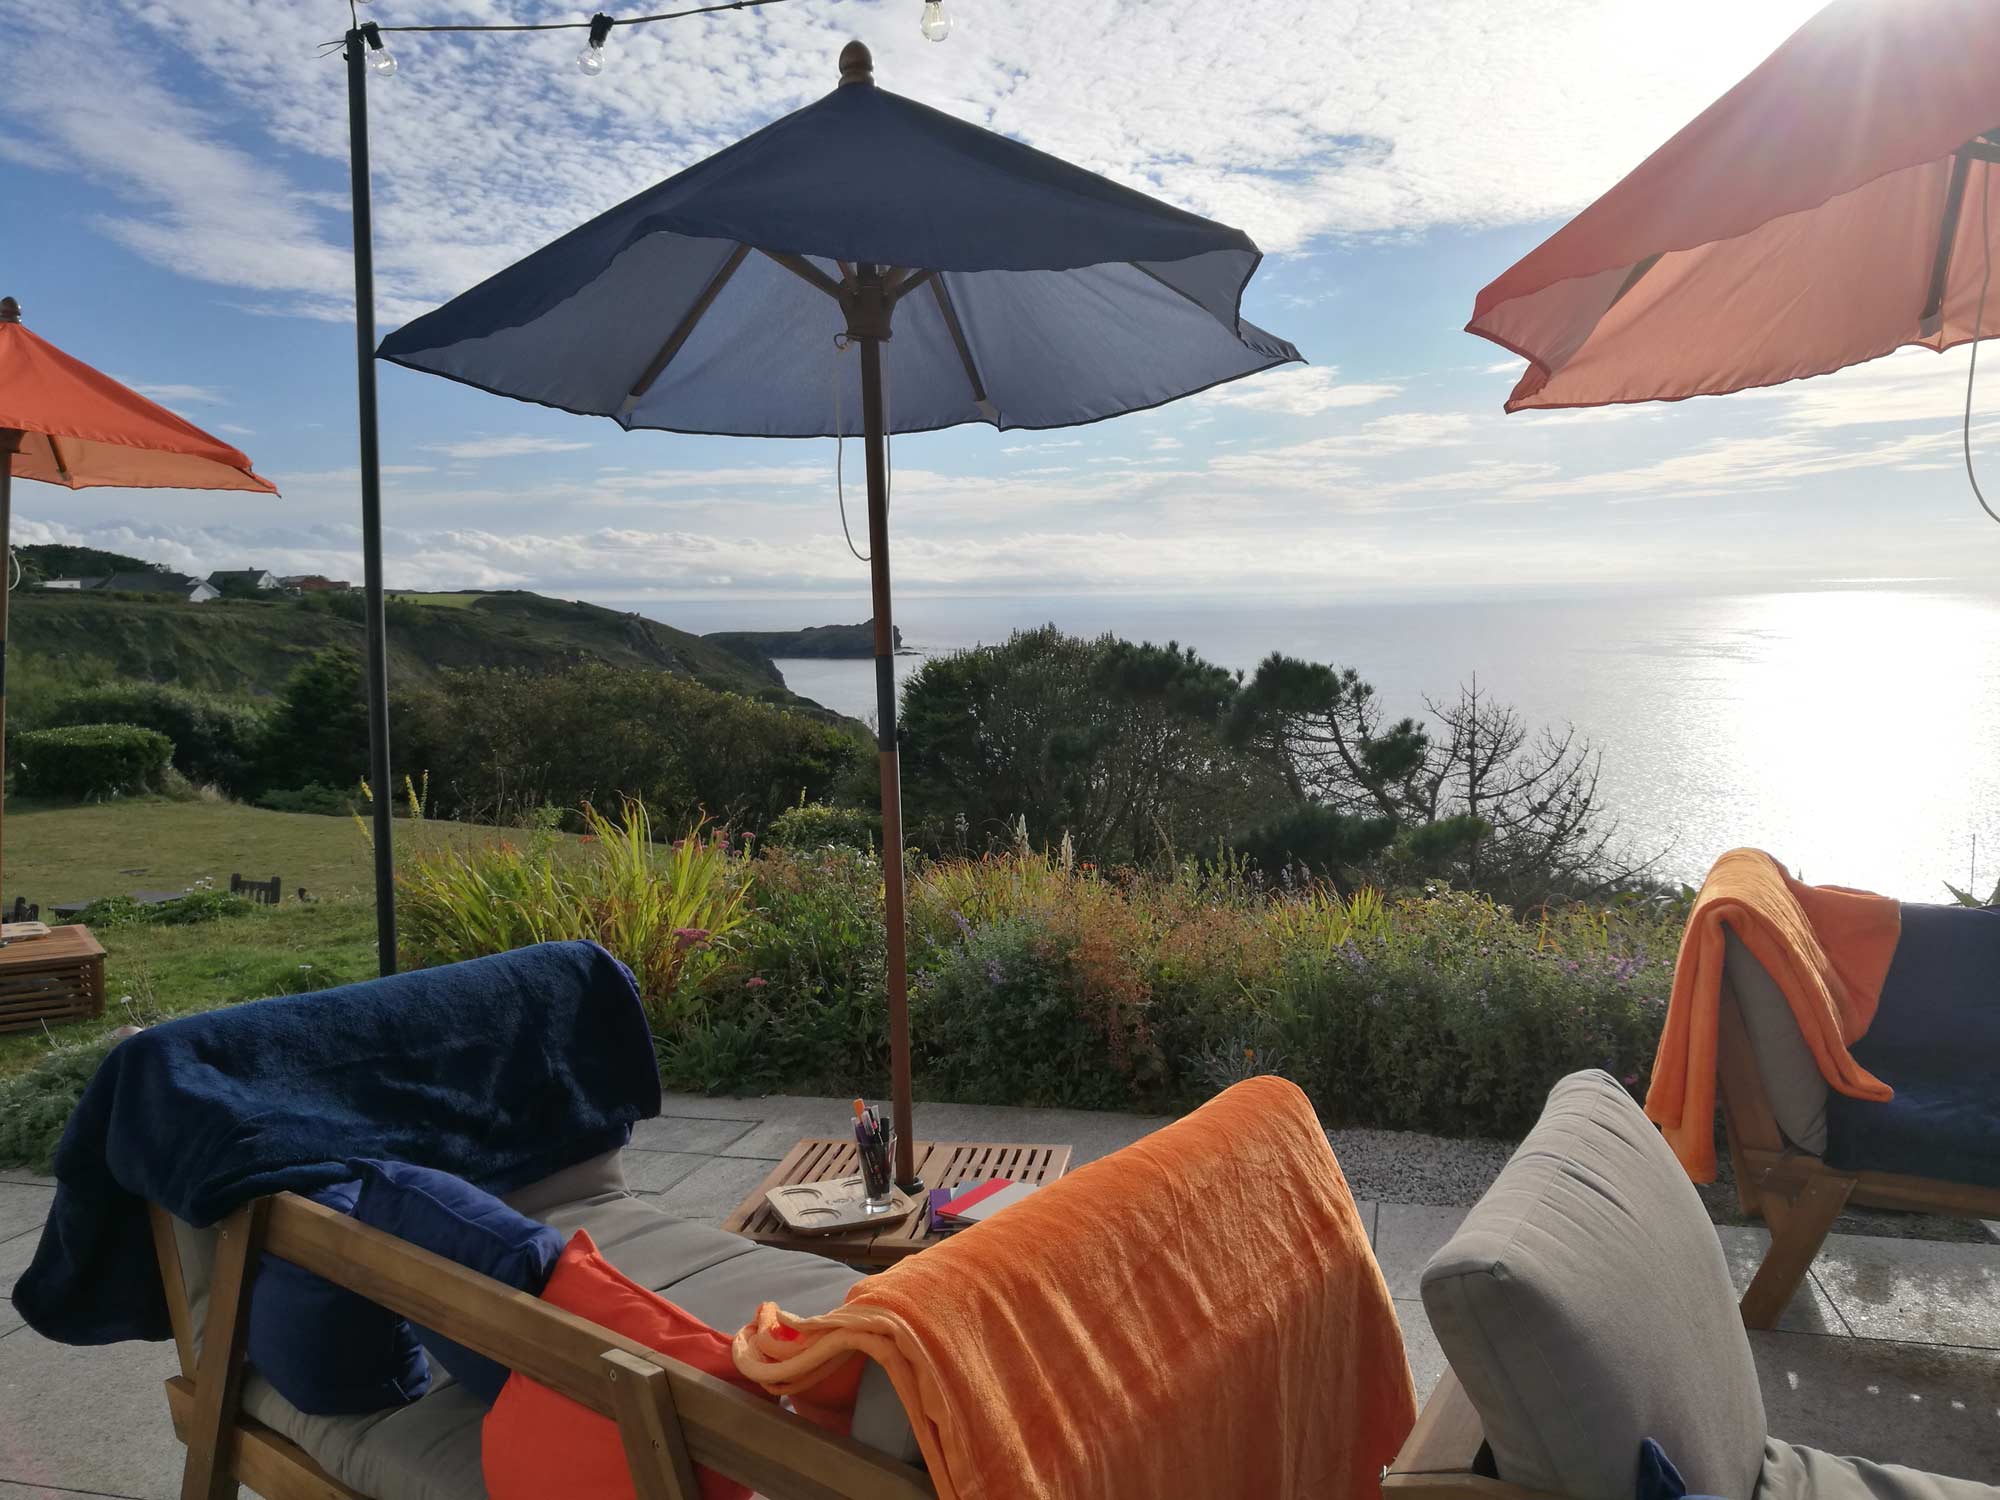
<box><xmin>379</xmin><ymin>41</ymin><xmax>1299</xmax><ymax>1191</ymax></box>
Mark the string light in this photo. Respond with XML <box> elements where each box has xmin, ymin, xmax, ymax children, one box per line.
<box><xmin>577</xmin><ymin>12</ymin><xmax>614</xmax><ymax>74</ymax></box>
<box><xmin>360</xmin><ymin>21</ymin><xmax>398</xmax><ymax>75</ymax></box>
<box><xmin>329</xmin><ymin>2</ymin><xmax>952</xmax><ymax>74</ymax></box>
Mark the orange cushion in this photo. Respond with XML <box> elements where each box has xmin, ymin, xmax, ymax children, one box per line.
<box><xmin>481</xmin><ymin>1230</ymin><xmax>774</xmax><ymax>1500</ymax></box>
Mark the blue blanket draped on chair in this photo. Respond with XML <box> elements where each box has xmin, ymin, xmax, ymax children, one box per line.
<box><xmin>1825</xmin><ymin>902</ymin><xmax>2000</xmax><ymax>1190</ymax></box>
<box><xmin>11</xmin><ymin>940</ymin><xmax>660</xmax><ymax>1346</ymax></box>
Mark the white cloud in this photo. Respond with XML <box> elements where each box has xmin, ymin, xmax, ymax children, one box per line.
<box><xmin>116</xmin><ymin>379</ymin><xmax>228</xmax><ymax>407</ymax></box>
<box><xmin>1198</xmin><ymin>365</ymin><xmax>1402</xmax><ymax>416</ymax></box>
<box><xmin>421</xmin><ymin>435</ymin><xmax>596</xmax><ymax>461</ymax></box>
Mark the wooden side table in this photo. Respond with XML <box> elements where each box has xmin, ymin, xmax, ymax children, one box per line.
<box><xmin>0</xmin><ymin>924</ymin><xmax>107</xmax><ymax>1034</ymax></box>
<box><xmin>723</xmin><ymin>1137</ymin><xmax>1071</xmax><ymax>1266</ymax></box>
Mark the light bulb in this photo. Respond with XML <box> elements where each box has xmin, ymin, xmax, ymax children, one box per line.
<box><xmin>366</xmin><ymin>44</ymin><xmax>398</xmax><ymax>75</ymax></box>
<box><xmin>919</xmin><ymin>1</ymin><xmax>950</xmax><ymax>41</ymax></box>
<box><xmin>577</xmin><ymin>40</ymin><xmax>605</xmax><ymax>74</ymax></box>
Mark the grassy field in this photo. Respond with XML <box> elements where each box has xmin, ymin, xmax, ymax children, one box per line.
<box><xmin>4</xmin><ymin>798</ymin><xmax>549</xmax><ymax>904</ymax></box>
<box><xmin>387</xmin><ymin>592</ymin><xmax>481</xmax><ymax>608</ymax></box>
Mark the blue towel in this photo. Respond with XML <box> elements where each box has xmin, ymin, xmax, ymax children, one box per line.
<box><xmin>12</xmin><ymin>940</ymin><xmax>660</xmax><ymax>1346</ymax></box>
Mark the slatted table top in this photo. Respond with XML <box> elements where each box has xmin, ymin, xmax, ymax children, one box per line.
<box><xmin>722</xmin><ymin>1136</ymin><xmax>1072</xmax><ymax>1265</ymax></box>
<box><xmin>0</xmin><ymin>922</ymin><xmax>105</xmax><ymax>966</ymax></box>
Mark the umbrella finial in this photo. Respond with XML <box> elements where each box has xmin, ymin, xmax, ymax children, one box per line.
<box><xmin>839</xmin><ymin>40</ymin><xmax>873</xmax><ymax>86</ymax></box>
<box><xmin>0</xmin><ymin>298</ymin><xmax>18</xmax><ymax>324</ymax></box>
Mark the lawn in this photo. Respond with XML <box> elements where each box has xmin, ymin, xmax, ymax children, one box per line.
<box><xmin>4</xmin><ymin>798</ymin><xmax>558</xmax><ymax>906</ymax></box>
<box><xmin>0</xmin><ymin>897</ymin><xmax>379</xmax><ymax>1083</ymax></box>
<box><xmin>387</xmin><ymin>591</ymin><xmax>482</xmax><ymax>608</ymax></box>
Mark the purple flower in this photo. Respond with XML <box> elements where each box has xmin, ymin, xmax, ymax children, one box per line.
<box><xmin>985</xmin><ymin>958</ymin><xmax>1004</xmax><ymax>987</ymax></box>
<box><xmin>953</xmin><ymin>912</ymin><xmax>973</xmax><ymax>938</ymax></box>
<box><xmin>673</xmin><ymin>927</ymin><xmax>711</xmax><ymax>949</ymax></box>
<box><xmin>1612</xmin><ymin>955</ymin><xmax>1641</xmax><ymax>983</ymax></box>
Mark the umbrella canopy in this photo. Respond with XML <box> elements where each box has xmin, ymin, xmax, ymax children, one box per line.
<box><xmin>1468</xmin><ymin>0</ymin><xmax>2000</xmax><ymax>412</ymax></box>
<box><xmin>0</xmin><ymin>300</ymin><xmax>276</xmax><ymax>493</ymax></box>
<box><xmin>379</xmin><ymin>43</ymin><xmax>1298</xmax><ymax>1189</ymax></box>
<box><xmin>0</xmin><ymin>295</ymin><xmax>275</xmax><ymax>928</ymax></box>
<box><xmin>379</xmin><ymin>48</ymin><xmax>1298</xmax><ymax>433</ymax></box>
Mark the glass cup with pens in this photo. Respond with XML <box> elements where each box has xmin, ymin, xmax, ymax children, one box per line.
<box><xmin>852</xmin><ymin>1098</ymin><xmax>897</xmax><ymax>1213</ymax></box>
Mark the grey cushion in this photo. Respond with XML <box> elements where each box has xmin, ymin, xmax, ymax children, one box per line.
<box><xmin>168</xmin><ymin>1149</ymin><xmax>919</xmax><ymax>1500</ymax></box>
<box><xmin>1756</xmin><ymin>1436</ymin><xmax>2000</xmax><ymax>1500</ymax></box>
<box><xmin>1724</xmin><ymin>927</ymin><xmax>1830</xmax><ymax>1155</ymax></box>
<box><xmin>1419</xmin><ymin>1070</ymin><xmax>1767</xmax><ymax>1500</ymax></box>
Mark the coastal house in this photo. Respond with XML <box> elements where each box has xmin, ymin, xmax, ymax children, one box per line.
<box><xmin>207</xmin><ymin>567</ymin><xmax>280</xmax><ymax>593</ymax></box>
<box><xmin>82</xmin><ymin>571</ymin><xmax>220</xmax><ymax>603</ymax></box>
<box><xmin>281</xmin><ymin>573</ymin><xmax>352</xmax><ymax>592</ymax></box>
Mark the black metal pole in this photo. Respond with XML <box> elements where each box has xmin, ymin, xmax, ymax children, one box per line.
<box><xmin>346</xmin><ymin>31</ymin><xmax>398</xmax><ymax>976</ymax></box>
<box><xmin>858</xmin><ymin>299</ymin><xmax>920</xmax><ymax>1195</ymax></box>
<box><xmin>0</xmin><ymin>423</ymin><xmax>14</xmax><ymax>941</ymax></box>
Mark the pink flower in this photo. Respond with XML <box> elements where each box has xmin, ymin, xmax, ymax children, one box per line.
<box><xmin>673</xmin><ymin>927</ymin><xmax>711</xmax><ymax>949</ymax></box>
<box><xmin>745</xmin><ymin>976</ymin><xmax>768</xmax><ymax>989</ymax></box>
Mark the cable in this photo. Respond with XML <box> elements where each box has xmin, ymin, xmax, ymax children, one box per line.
<box><xmin>329</xmin><ymin>0</ymin><xmax>789</xmax><ymax>43</ymax></box>
<box><xmin>1967</xmin><ymin>160</ymin><xmax>2000</xmax><ymax>526</ymax></box>
<box><xmin>833</xmin><ymin>336</ymin><xmax>868</xmax><ymax>563</ymax></box>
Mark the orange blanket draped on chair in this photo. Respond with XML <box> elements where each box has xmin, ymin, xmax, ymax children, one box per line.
<box><xmin>732</xmin><ymin>1076</ymin><xmax>1415</xmax><ymax>1500</ymax></box>
<box><xmin>1645</xmin><ymin>847</ymin><xmax>1901</xmax><ymax>1181</ymax></box>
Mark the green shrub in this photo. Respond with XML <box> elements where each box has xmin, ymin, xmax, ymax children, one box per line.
<box><xmin>71</xmin><ymin>888</ymin><xmax>254</xmax><ymax>928</ymax></box>
<box><xmin>398</xmin><ymin>798</ymin><xmax>750</xmax><ymax>1031</ymax></box>
<box><xmin>15</xmin><ymin>723</ymin><xmax>174</xmax><ymax>800</ymax></box>
<box><xmin>258</xmin><ymin>783</ymin><xmax>358</xmax><ymax>816</ymax></box>
<box><xmin>34</xmin><ymin>682</ymin><xmax>267</xmax><ymax>793</ymax></box>
<box><xmin>395</xmin><ymin>664</ymin><xmax>868</xmax><ymax>832</ymax></box>
<box><xmin>766</xmin><ymin>802</ymin><xmax>879</xmax><ymax>853</ymax></box>
<box><xmin>0</xmin><ymin>1032</ymin><xmax>119</xmax><ymax>1172</ymax></box>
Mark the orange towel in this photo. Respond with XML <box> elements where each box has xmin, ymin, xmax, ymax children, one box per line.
<box><xmin>733</xmin><ymin>1077</ymin><xmax>1415</xmax><ymax>1500</ymax></box>
<box><xmin>1645</xmin><ymin>848</ymin><xmax>1900</xmax><ymax>1181</ymax></box>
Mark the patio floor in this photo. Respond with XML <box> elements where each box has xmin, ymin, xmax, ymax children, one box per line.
<box><xmin>1</xmin><ymin>1092</ymin><xmax>1995</xmax><ymax>1496</ymax></box>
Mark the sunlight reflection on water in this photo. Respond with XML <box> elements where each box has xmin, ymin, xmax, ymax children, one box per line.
<box><xmin>766</xmin><ymin>588</ymin><xmax>2000</xmax><ymax>901</ymax></box>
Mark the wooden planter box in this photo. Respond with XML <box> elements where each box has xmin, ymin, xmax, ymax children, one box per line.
<box><xmin>0</xmin><ymin>924</ymin><xmax>106</xmax><ymax>1033</ymax></box>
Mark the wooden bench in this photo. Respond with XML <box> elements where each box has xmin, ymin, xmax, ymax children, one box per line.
<box><xmin>1716</xmin><ymin>983</ymin><xmax>2000</xmax><ymax>1330</ymax></box>
<box><xmin>230</xmin><ymin>874</ymin><xmax>282</xmax><ymax>906</ymax></box>
<box><xmin>149</xmin><ymin>1192</ymin><xmax>937</xmax><ymax>1500</ymax></box>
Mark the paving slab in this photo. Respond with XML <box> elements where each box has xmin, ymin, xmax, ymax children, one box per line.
<box><xmin>1808</xmin><ymin>1233</ymin><xmax>2000</xmax><ymax>1349</ymax></box>
<box><xmin>0</xmin><ymin>1330</ymin><xmax>199</xmax><ymax>1499</ymax></box>
<box><xmin>1394</xmin><ymin>1298</ymin><xmax>1447</xmax><ymax>1403</ymax></box>
<box><xmin>627</xmin><ymin>1115</ymin><xmax>760</xmax><ymax>1154</ymax></box>
<box><xmin>0</xmin><ymin>1231</ymin><xmax>39</xmax><ymax>1339</ymax></box>
<box><xmin>642</xmin><ymin>1155</ymin><xmax>783</xmax><ymax>1222</ymax></box>
<box><xmin>1371</xmin><ymin>1203</ymin><xmax>1466</xmax><ymax>1299</ymax></box>
<box><xmin>1715</xmin><ymin>1225</ymin><xmax>1849</xmax><ymax>1337</ymax></box>
<box><xmin>0</xmin><ymin>1484</ymin><xmax>141</xmax><ymax>1499</ymax></box>
<box><xmin>0</xmin><ymin>1172</ymin><xmax>55</xmax><ymax>1191</ymax></box>
<box><xmin>618</xmin><ymin>1149</ymin><xmax>710</xmax><ymax>1195</ymax></box>
<box><xmin>1751</xmin><ymin>1329</ymin><xmax>2000</xmax><ymax>1482</ymax></box>
<box><xmin>656</xmin><ymin>1092</ymin><xmax>799</xmax><ymax>1121</ymax></box>
<box><xmin>0</xmin><ymin>1185</ymin><xmax>53</xmax><ymax>1243</ymax></box>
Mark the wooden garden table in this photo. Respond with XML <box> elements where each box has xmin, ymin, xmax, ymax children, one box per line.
<box><xmin>723</xmin><ymin>1137</ymin><xmax>1071</xmax><ymax>1266</ymax></box>
<box><xmin>0</xmin><ymin>923</ymin><xmax>106</xmax><ymax>1033</ymax></box>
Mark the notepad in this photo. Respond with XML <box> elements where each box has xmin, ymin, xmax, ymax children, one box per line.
<box><xmin>930</xmin><ymin>1178</ymin><xmax>1040</xmax><ymax>1230</ymax></box>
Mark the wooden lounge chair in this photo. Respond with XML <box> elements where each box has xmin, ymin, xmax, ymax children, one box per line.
<box><xmin>1384</xmin><ymin>1071</ymin><xmax>1996</xmax><ymax>1500</ymax></box>
<box><xmin>149</xmin><ymin>1149</ymin><xmax>936</xmax><ymax>1500</ymax></box>
<box><xmin>1716</xmin><ymin>927</ymin><xmax>2000</xmax><ymax>1331</ymax></box>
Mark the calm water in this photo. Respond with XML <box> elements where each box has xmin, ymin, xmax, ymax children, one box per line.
<box><xmin>648</xmin><ymin>588</ymin><xmax>2000</xmax><ymax>901</ymax></box>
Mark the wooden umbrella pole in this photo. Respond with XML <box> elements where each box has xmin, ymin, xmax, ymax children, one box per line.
<box><xmin>855</xmin><ymin>269</ymin><xmax>921</xmax><ymax>1194</ymax></box>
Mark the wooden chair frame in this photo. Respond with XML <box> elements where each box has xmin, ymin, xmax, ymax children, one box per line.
<box><xmin>1715</xmin><ymin>980</ymin><xmax>2000</xmax><ymax>1330</ymax></box>
<box><xmin>148</xmin><ymin>1192</ymin><xmax>937</xmax><ymax>1500</ymax></box>
<box><xmin>1382</xmin><ymin>1371</ymin><xmax>1554</xmax><ymax>1500</ymax></box>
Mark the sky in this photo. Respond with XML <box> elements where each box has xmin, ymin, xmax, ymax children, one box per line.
<box><xmin>3</xmin><ymin>0</ymin><xmax>1998</xmax><ymax>622</ymax></box>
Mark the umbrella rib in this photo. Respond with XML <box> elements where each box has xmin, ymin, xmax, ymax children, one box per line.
<box><xmin>624</xmin><ymin>243</ymin><xmax>751</xmax><ymax>407</ymax></box>
<box><xmin>887</xmin><ymin>269</ymin><xmax>936</xmax><ymax>305</ymax></box>
<box><xmin>1608</xmin><ymin>253</ymin><xmax>1662</xmax><ymax>312</ymax></box>
<box><xmin>927</xmin><ymin>273</ymin><xmax>990</xmax><ymax>407</ymax></box>
<box><xmin>44</xmin><ymin>432</ymin><xmax>74</xmax><ymax>485</ymax></box>
<box><xmin>1923</xmin><ymin>151</ymin><xmax>1975</xmax><ymax>337</ymax></box>
<box><xmin>760</xmin><ymin>249</ymin><xmax>845</xmax><ymax>301</ymax></box>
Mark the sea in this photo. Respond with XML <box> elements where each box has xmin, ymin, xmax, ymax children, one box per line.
<box><xmin>627</xmin><ymin>586</ymin><xmax>2000</xmax><ymax>903</ymax></box>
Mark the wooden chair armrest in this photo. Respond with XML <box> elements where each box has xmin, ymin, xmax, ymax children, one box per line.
<box><xmin>1384</xmin><ymin>1371</ymin><xmax>1557</xmax><ymax>1500</ymax></box>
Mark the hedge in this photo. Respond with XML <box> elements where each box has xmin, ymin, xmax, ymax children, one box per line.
<box><xmin>14</xmin><ymin>723</ymin><xmax>175</xmax><ymax>800</ymax></box>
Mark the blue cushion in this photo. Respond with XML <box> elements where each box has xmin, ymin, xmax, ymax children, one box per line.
<box><xmin>348</xmin><ymin>1158</ymin><xmax>565</xmax><ymax>1404</ymax></box>
<box><xmin>1824</xmin><ymin>1073</ymin><xmax>2000</xmax><ymax>1190</ymax></box>
<box><xmin>247</xmin><ymin>1179</ymin><xmax>432</xmax><ymax>1415</ymax></box>
<box><xmin>1871</xmin><ymin>904</ymin><xmax>2000</xmax><ymax>1056</ymax></box>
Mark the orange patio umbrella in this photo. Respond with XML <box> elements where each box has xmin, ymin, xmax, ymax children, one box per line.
<box><xmin>0</xmin><ymin>295</ymin><xmax>276</xmax><ymax>921</ymax></box>
<box><xmin>1468</xmin><ymin>0</ymin><xmax>2000</xmax><ymax>412</ymax></box>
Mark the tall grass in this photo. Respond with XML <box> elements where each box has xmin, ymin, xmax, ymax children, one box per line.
<box><xmin>396</xmin><ymin>797</ymin><xmax>750</xmax><ymax>1028</ymax></box>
